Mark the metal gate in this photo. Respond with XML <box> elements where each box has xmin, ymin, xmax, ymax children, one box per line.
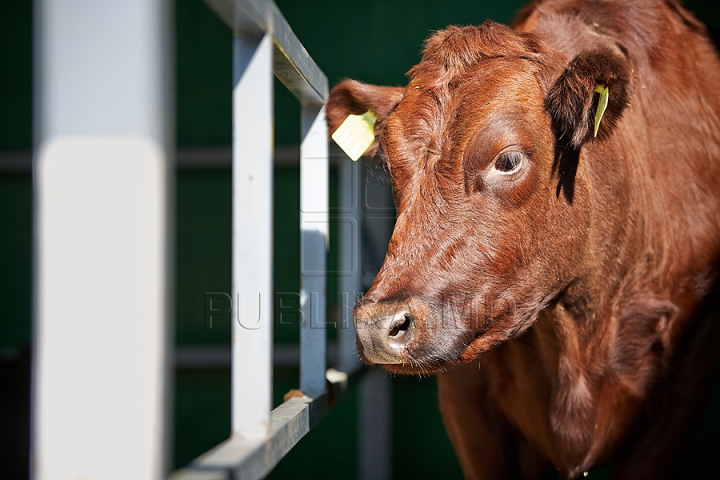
<box><xmin>33</xmin><ymin>0</ymin><xmax>387</xmax><ymax>478</ymax></box>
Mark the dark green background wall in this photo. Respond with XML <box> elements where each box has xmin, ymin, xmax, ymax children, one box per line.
<box><xmin>2</xmin><ymin>1</ymin><xmax>720</xmax><ymax>478</ymax></box>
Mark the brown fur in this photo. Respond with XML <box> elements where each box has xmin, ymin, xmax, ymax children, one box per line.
<box><xmin>327</xmin><ymin>0</ymin><xmax>720</xmax><ymax>478</ymax></box>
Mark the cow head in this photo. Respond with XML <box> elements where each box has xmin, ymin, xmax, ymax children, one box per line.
<box><xmin>328</xmin><ymin>22</ymin><xmax>632</xmax><ymax>374</ymax></box>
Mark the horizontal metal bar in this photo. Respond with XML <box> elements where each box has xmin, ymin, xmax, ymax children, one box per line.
<box><xmin>171</xmin><ymin>367</ymin><xmax>365</xmax><ymax>480</ymax></box>
<box><xmin>203</xmin><ymin>0</ymin><xmax>327</xmax><ymax>104</ymax></box>
<box><xmin>176</xmin><ymin>144</ymin><xmax>347</xmax><ymax>169</ymax></box>
<box><xmin>0</xmin><ymin>151</ymin><xmax>33</xmax><ymax>172</ymax></box>
<box><xmin>166</xmin><ymin>470</ymin><xmax>228</xmax><ymax>480</ymax></box>
<box><xmin>176</xmin><ymin>145</ymin><xmax>303</xmax><ymax>168</ymax></box>
<box><xmin>0</xmin><ymin>145</ymin><xmax>358</xmax><ymax>171</ymax></box>
<box><xmin>174</xmin><ymin>342</ymin><xmax>340</xmax><ymax>369</ymax></box>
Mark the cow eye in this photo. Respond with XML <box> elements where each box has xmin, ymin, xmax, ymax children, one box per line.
<box><xmin>494</xmin><ymin>151</ymin><xmax>524</xmax><ymax>173</ymax></box>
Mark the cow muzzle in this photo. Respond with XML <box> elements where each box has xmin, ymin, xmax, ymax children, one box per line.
<box><xmin>353</xmin><ymin>301</ymin><xmax>421</xmax><ymax>364</ymax></box>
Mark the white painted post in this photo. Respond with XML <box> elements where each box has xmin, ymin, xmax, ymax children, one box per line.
<box><xmin>300</xmin><ymin>104</ymin><xmax>329</xmax><ymax>396</ymax></box>
<box><xmin>231</xmin><ymin>32</ymin><xmax>274</xmax><ymax>440</ymax></box>
<box><xmin>33</xmin><ymin>0</ymin><xmax>172</xmax><ymax>479</ymax></box>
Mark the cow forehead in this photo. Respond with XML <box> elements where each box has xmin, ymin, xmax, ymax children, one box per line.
<box><xmin>385</xmin><ymin>59</ymin><xmax>546</xmax><ymax>170</ymax></box>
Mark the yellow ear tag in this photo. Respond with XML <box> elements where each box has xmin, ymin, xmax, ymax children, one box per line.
<box><xmin>331</xmin><ymin>110</ymin><xmax>377</xmax><ymax>161</ymax></box>
<box><xmin>593</xmin><ymin>84</ymin><xmax>609</xmax><ymax>137</ymax></box>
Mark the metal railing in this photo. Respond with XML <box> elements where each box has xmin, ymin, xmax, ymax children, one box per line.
<box><xmin>32</xmin><ymin>0</ymin><xmax>376</xmax><ymax>478</ymax></box>
<box><xmin>171</xmin><ymin>0</ymin><xmax>364</xmax><ymax>477</ymax></box>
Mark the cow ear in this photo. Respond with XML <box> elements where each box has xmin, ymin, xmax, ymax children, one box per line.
<box><xmin>327</xmin><ymin>80</ymin><xmax>405</xmax><ymax>157</ymax></box>
<box><xmin>545</xmin><ymin>48</ymin><xmax>633</xmax><ymax>149</ymax></box>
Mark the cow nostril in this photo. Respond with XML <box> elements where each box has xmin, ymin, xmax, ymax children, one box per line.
<box><xmin>388</xmin><ymin>314</ymin><xmax>412</xmax><ymax>338</ymax></box>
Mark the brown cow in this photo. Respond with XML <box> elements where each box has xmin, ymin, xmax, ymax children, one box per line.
<box><xmin>327</xmin><ymin>0</ymin><xmax>720</xmax><ymax>478</ymax></box>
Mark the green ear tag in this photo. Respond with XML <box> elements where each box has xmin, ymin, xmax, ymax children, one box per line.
<box><xmin>593</xmin><ymin>84</ymin><xmax>609</xmax><ymax>137</ymax></box>
<box><xmin>331</xmin><ymin>110</ymin><xmax>377</xmax><ymax>161</ymax></box>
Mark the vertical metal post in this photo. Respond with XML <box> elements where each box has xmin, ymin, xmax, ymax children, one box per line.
<box><xmin>359</xmin><ymin>369</ymin><xmax>393</xmax><ymax>480</ymax></box>
<box><xmin>33</xmin><ymin>0</ymin><xmax>172</xmax><ymax>478</ymax></box>
<box><xmin>231</xmin><ymin>32</ymin><xmax>274</xmax><ymax>440</ymax></box>
<box><xmin>300</xmin><ymin>104</ymin><xmax>329</xmax><ymax>396</ymax></box>
<box><xmin>337</xmin><ymin>157</ymin><xmax>363</xmax><ymax>372</ymax></box>
<box><xmin>358</xmin><ymin>156</ymin><xmax>393</xmax><ymax>480</ymax></box>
